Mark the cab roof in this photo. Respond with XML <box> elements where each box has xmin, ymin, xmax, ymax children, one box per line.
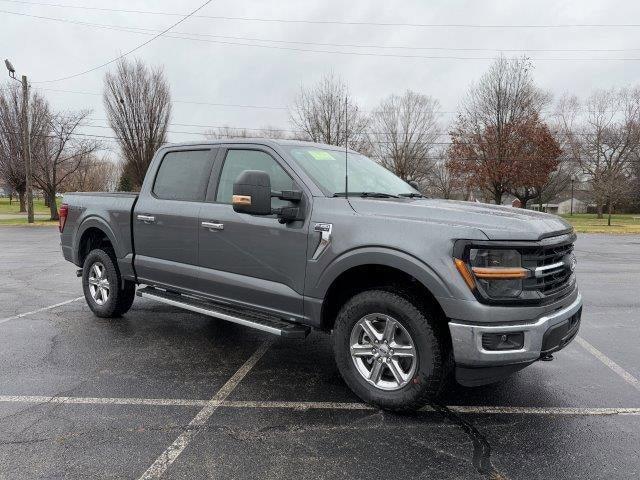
<box><xmin>163</xmin><ymin>138</ymin><xmax>359</xmax><ymax>153</ymax></box>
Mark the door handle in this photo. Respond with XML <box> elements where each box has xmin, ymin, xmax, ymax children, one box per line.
<box><xmin>201</xmin><ymin>221</ymin><xmax>224</xmax><ymax>231</ymax></box>
<box><xmin>137</xmin><ymin>214</ymin><xmax>155</xmax><ymax>223</ymax></box>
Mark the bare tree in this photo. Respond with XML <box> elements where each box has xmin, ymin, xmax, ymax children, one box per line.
<box><xmin>449</xmin><ymin>56</ymin><xmax>551</xmax><ymax>205</ymax></box>
<box><xmin>204</xmin><ymin>125</ymin><xmax>294</xmax><ymax>140</ymax></box>
<box><xmin>103</xmin><ymin>58</ymin><xmax>171</xmax><ymax>190</ymax></box>
<box><xmin>532</xmin><ymin>158</ymin><xmax>576</xmax><ymax>210</ymax></box>
<box><xmin>0</xmin><ymin>83</ymin><xmax>49</xmax><ymax>212</ymax></box>
<box><xmin>31</xmin><ymin>110</ymin><xmax>100</xmax><ymax>219</ymax></box>
<box><xmin>556</xmin><ymin>88</ymin><xmax>640</xmax><ymax>222</ymax></box>
<box><xmin>258</xmin><ymin>125</ymin><xmax>291</xmax><ymax>139</ymax></box>
<box><xmin>203</xmin><ymin>126</ymin><xmax>251</xmax><ymax>140</ymax></box>
<box><xmin>369</xmin><ymin>90</ymin><xmax>440</xmax><ymax>183</ymax></box>
<box><xmin>424</xmin><ymin>159</ymin><xmax>459</xmax><ymax>199</ymax></box>
<box><xmin>289</xmin><ymin>73</ymin><xmax>369</xmax><ymax>151</ymax></box>
<box><xmin>63</xmin><ymin>155</ymin><xmax>119</xmax><ymax>192</ymax></box>
<box><xmin>631</xmin><ymin>150</ymin><xmax>640</xmax><ymax>211</ymax></box>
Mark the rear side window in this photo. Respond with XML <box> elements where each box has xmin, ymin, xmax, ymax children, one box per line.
<box><xmin>153</xmin><ymin>150</ymin><xmax>213</xmax><ymax>201</ymax></box>
<box><xmin>215</xmin><ymin>149</ymin><xmax>295</xmax><ymax>208</ymax></box>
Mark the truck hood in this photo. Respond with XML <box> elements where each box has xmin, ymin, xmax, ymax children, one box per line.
<box><xmin>348</xmin><ymin>198</ymin><xmax>572</xmax><ymax>241</ymax></box>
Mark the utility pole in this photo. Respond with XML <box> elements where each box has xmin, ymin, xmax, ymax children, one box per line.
<box><xmin>344</xmin><ymin>94</ymin><xmax>348</xmax><ymax>199</ymax></box>
<box><xmin>570</xmin><ymin>177</ymin><xmax>575</xmax><ymax>216</ymax></box>
<box><xmin>5</xmin><ymin>59</ymin><xmax>34</xmax><ymax>224</ymax></box>
<box><xmin>21</xmin><ymin>75</ymin><xmax>34</xmax><ymax>224</ymax></box>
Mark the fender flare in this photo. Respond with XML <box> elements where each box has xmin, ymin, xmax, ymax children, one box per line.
<box><xmin>73</xmin><ymin>216</ymin><xmax>121</xmax><ymax>265</ymax></box>
<box><xmin>310</xmin><ymin>246</ymin><xmax>453</xmax><ymax>301</ymax></box>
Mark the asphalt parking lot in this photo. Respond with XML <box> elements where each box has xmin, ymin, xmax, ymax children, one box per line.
<box><xmin>0</xmin><ymin>227</ymin><xmax>638</xmax><ymax>479</ymax></box>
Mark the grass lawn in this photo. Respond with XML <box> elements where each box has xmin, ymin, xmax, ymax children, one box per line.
<box><xmin>0</xmin><ymin>196</ymin><xmax>50</xmax><ymax>215</ymax></box>
<box><xmin>560</xmin><ymin>213</ymin><xmax>640</xmax><ymax>234</ymax></box>
<box><xmin>0</xmin><ymin>218</ymin><xmax>58</xmax><ymax>226</ymax></box>
<box><xmin>0</xmin><ymin>196</ymin><xmax>57</xmax><ymax>226</ymax></box>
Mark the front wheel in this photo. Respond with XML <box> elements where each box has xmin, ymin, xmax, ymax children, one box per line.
<box><xmin>332</xmin><ymin>290</ymin><xmax>448</xmax><ymax>411</ymax></box>
<box><xmin>82</xmin><ymin>248</ymin><xmax>135</xmax><ymax>318</ymax></box>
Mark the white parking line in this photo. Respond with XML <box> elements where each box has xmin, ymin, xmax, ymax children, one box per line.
<box><xmin>577</xmin><ymin>336</ymin><xmax>640</xmax><ymax>392</ymax></box>
<box><xmin>0</xmin><ymin>296</ymin><xmax>84</xmax><ymax>325</ymax></box>
<box><xmin>137</xmin><ymin>339</ymin><xmax>274</xmax><ymax>480</ymax></box>
<box><xmin>0</xmin><ymin>395</ymin><xmax>209</xmax><ymax>407</ymax></box>
<box><xmin>1</xmin><ymin>395</ymin><xmax>639</xmax><ymax>416</ymax></box>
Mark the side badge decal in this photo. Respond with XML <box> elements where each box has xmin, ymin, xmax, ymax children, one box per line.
<box><xmin>312</xmin><ymin>223</ymin><xmax>333</xmax><ymax>260</ymax></box>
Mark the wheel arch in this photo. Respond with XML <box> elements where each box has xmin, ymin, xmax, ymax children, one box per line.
<box><xmin>74</xmin><ymin>217</ymin><xmax>119</xmax><ymax>266</ymax></box>
<box><xmin>313</xmin><ymin>248</ymin><xmax>452</xmax><ymax>331</ymax></box>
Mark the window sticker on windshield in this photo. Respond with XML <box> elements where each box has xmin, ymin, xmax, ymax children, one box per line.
<box><xmin>308</xmin><ymin>150</ymin><xmax>335</xmax><ymax>161</ymax></box>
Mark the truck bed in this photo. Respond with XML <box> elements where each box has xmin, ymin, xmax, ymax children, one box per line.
<box><xmin>60</xmin><ymin>192</ymin><xmax>139</xmax><ymax>280</ymax></box>
<box><xmin>64</xmin><ymin>191</ymin><xmax>139</xmax><ymax>198</ymax></box>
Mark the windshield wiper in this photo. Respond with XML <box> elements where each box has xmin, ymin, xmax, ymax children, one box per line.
<box><xmin>360</xmin><ymin>192</ymin><xmax>399</xmax><ymax>198</ymax></box>
<box><xmin>398</xmin><ymin>192</ymin><xmax>425</xmax><ymax>198</ymax></box>
<box><xmin>333</xmin><ymin>192</ymin><xmax>399</xmax><ymax>198</ymax></box>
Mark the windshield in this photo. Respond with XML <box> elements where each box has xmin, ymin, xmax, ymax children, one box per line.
<box><xmin>285</xmin><ymin>146</ymin><xmax>417</xmax><ymax>197</ymax></box>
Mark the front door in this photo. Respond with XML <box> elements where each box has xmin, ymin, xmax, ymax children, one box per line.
<box><xmin>133</xmin><ymin>147</ymin><xmax>217</xmax><ymax>292</ymax></box>
<box><xmin>198</xmin><ymin>146</ymin><xmax>309</xmax><ymax>320</ymax></box>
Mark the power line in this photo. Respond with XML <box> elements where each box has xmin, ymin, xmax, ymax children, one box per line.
<box><xmin>31</xmin><ymin>0</ymin><xmax>216</xmax><ymax>84</ymax></box>
<box><xmin>3</xmin><ymin>0</ymin><xmax>640</xmax><ymax>28</ymax></box>
<box><xmin>47</xmin><ymin>87</ymin><xmax>640</xmax><ymax>117</ymax></box>
<box><xmin>30</xmin><ymin>91</ymin><xmax>640</xmax><ymax>135</ymax></box>
<box><xmin>41</xmin><ymin>87</ymin><xmax>289</xmax><ymax>110</ymax></box>
<box><xmin>128</xmin><ymin>33</ymin><xmax>640</xmax><ymax>54</ymax></box>
<box><xmin>80</xmin><ymin>120</ymin><xmax>622</xmax><ymax>139</ymax></box>
<box><xmin>41</xmin><ymin>88</ymin><xmax>459</xmax><ymax>115</ymax></box>
<box><xmin>4</xmin><ymin>8</ymin><xmax>640</xmax><ymax>53</ymax></box>
<box><xmin>6</xmin><ymin>10</ymin><xmax>640</xmax><ymax>63</ymax></box>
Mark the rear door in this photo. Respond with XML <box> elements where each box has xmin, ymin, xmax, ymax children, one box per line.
<box><xmin>197</xmin><ymin>145</ymin><xmax>310</xmax><ymax>320</ymax></box>
<box><xmin>133</xmin><ymin>147</ymin><xmax>217</xmax><ymax>291</ymax></box>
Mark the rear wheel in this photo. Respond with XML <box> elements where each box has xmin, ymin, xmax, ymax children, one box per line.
<box><xmin>332</xmin><ymin>289</ymin><xmax>448</xmax><ymax>411</ymax></box>
<box><xmin>82</xmin><ymin>248</ymin><xmax>135</xmax><ymax>318</ymax></box>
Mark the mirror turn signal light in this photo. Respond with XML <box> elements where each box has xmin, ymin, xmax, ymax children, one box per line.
<box><xmin>232</xmin><ymin>195</ymin><xmax>252</xmax><ymax>206</ymax></box>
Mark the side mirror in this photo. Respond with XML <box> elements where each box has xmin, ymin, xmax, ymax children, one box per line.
<box><xmin>233</xmin><ymin>169</ymin><xmax>304</xmax><ymax>223</ymax></box>
<box><xmin>408</xmin><ymin>180</ymin><xmax>420</xmax><ymax>190</ymax></box>
<box><xmin>232</xmin><ymin>170</ymin><xmax>272</xmax><ymax>215</ymax></box>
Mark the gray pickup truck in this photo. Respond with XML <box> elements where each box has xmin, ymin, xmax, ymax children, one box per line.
<box><xmin>59</xmin><ymin>139</ymin><xmax>582</xmax><ymax>410</ymax></box>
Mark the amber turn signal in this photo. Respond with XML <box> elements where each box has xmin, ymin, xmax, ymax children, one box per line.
<box><xmin>454</xmin><ymin>258</ymin><xmax>476</xmax><ymax>290</ymax></box>
<box><xmin>471</xmin><ymin>267</ymin><xmax>528</xmax><ymax>279</ymax></box>
<box><xmin>232</xmin><ymin>195</ymin><xmax>252</xmax><ymax>206</ymax></box>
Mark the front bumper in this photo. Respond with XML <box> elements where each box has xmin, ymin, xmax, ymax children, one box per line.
<box><xmin>448</xmin><ymin>293</ymin><xmax>582</xmax><ymax>385</ymax></box>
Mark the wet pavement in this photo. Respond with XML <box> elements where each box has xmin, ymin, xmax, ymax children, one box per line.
<box><xmin>0</xmin><ymin>226</ymin><xmax>638</xmax><ymax>479</ymax></box>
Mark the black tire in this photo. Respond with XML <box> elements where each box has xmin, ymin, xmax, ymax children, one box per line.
<box><xmin>82</xmin><ymin>248</ymin><xmax>136</xmax><ymax>318</ymax></box>
<box><xmin>332</xmin><ymin>289</ymin><xmax>448</xmax><ymax>411</ymax></box>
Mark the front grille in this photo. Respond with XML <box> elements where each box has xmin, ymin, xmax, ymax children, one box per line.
<box><xmin>522</xmin><ymin>239</ymin><xmax>575</xmax><ymax>297</ymax></box>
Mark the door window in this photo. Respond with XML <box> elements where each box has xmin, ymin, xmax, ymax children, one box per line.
<box><xmin>216</xmin><ymin>149</ymin><xmax>295</xmax><ymax>208</ymax></box>
<box><xmin>153</xmin><ymin>150</ymin><xmax>213</xmax><ymax>201</ymax></box>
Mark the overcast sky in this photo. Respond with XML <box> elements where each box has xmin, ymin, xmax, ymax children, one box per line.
<box><xmin>2</xmin><ymin>0</ymin><xmax>640</xmax><ymax>151</ymax></box>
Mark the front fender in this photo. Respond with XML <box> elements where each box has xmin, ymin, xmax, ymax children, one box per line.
<box><xmin>309</xmin><ymin>246</ymin><xmax>454</xmax><ymax>301</ymax></box>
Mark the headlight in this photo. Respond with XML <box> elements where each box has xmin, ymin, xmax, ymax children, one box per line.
<box><xmin>455</xmin><ymin>249</ymin><xmax>528</xmax><ymax>299</ymax></box>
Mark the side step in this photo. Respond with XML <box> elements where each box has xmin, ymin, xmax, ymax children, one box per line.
<box><xmin>136</xmin><ymin>286</ymin><xmax>310</xmax><ymax>339</ymax></box>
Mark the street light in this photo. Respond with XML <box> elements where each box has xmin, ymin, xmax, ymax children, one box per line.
<box><xmin>4</xmin><ymin>59</ymin><xmax>34</xmax><ymax>224</ymax></box>
<box><xmin>4</xmin><ymin>59</ymin><xmax>15</xmax><ymax>78</ymax></box>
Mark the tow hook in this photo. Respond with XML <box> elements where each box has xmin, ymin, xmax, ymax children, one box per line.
<box><xmin>541</xmin><ymin>353</ymin><xmax>554</xmax><ymax>361</ymax></box>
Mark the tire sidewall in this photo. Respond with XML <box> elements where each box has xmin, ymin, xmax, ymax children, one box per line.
<box><xmin>82</xmin><ymin>249</ymin><xmax>120</xmax><ymax>317</ymax></box>
<box><xmin>333</xmin><ymin>290</ymin><xmax>443</xmax><ymax>410</ymax></box>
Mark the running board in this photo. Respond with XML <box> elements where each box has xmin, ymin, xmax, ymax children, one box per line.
<box><xmin>136</xmin><ymin>286</ymin><xmax>310</xmax><ymax>339</ymax></box>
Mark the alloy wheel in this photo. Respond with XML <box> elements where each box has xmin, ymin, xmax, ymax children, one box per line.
<box><xmin>349</xmin><ymin>313</ymin><xmax>418</xmax><ymax>391</ymax></box>
<box><xmin>88</xmin><ymin>261</ymin><xmax>110</xmax><ymax>306</ymax></box>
